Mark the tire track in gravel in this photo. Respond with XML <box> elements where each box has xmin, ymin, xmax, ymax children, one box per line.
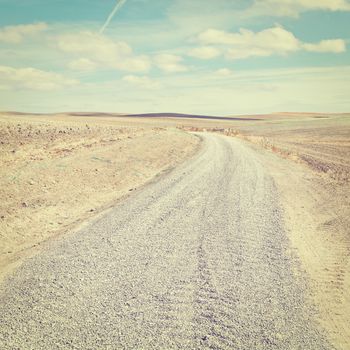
<box><xmin>0</xmin><ymin>133</ymin><xmax>332</xmax><ymax>349</ymax></box>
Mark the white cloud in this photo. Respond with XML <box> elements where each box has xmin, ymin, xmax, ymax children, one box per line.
<box><xmin>122</xmin><ymin>75</ymin><xmax>160</xmax><ymax>89</ymax></box>
<box><xmin>303</xmin><ymin>39</ymin><xmax>346</xmax><ymax>53</ymax></box>
<box><xmin>57</xmin><ymin>31</ymin><xmax>151</xmax><ymax>73</ymax></box>
<box><xmin>167</xmin><ymin>0</ymin><xmax>238</xmax><ymax>34</ymax></box>
<box><xmin>68</xmin><ymin>58</ymin><xmax>97</xmax><ymax>71</ymax></box>
<box><xmin>3</xmin><ymin>65</ymin><xmax>350</xmax><ymax>115</ymax></box>
<box><xmin>215</xmin><ymin>68</ymin><xmax>233</xmax><ymax>76</ymax></box>
<box><xmin>199</xmin><ymin>26</ymin><xmax>300</xmax><ymax>55</ymax></box>
<box><xmin>57</xmin><ymin>31</ymin><xmax>131</xmax><ymax>58</ymax></box>
<box><xmin>0</xmin><ymin>65</ymin><xmax>78</xmax><ymax>91</ymax></box>
<box><xmin>246</xmin><ymin>0</ymin><xmax>350</xmax><ymax>17</ymax></box>
<box><xmin>197</xmin><ymin>26</ymin><xmax>346</xmax><ymax>60</ymax></box>
<box><xmin>154</xmin><ymin>54</ymin><xmax>188</xmax><ymax>73</ymax></box>
<box><xmin>188</xmin><ymin>46</ymin><xmax>221</xmax><ymax>59</ymax></box>
<box><xmin>118</xmin><ymin>56</ymin><xmax>152</xmax><ymax>73</ymax></box>
<box><xmin>0</xmin><ymin>22</ymin><xmax>48</xmax><ymax>43</ymax></box>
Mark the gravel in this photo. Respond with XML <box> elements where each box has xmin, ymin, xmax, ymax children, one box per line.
<box><xmin>0</xmin><ymin>133</ymin><xmax>332</xmax><ymax>349</ymax></box>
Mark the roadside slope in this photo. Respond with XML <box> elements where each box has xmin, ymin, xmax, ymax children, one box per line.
<box><xmin>0</xmin><ymin>114</ymin><xmax>199</xmax><ymax>282</ymax></box>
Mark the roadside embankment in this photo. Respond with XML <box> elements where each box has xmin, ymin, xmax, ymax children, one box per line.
<box><xmin>0</xmin><ymin>113</ymin><xmax>200</xmax><ymax>282</ymax></box>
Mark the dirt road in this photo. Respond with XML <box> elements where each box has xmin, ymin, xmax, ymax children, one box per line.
<box><xmin>0</xmin><ymin>134</ymin><xmax>331</xmax><ymax>349</ymax></box>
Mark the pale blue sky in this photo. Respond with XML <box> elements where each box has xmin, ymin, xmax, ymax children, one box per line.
<box><xmin>0</xmin><ymin>0</ymin><xmax>349</xmax><ymax>114</ymax></box>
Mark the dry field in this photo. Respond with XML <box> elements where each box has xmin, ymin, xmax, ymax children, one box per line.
<box><xmin>233</xmin><ymin>113</ymin><xmax>350</xmax><ymax>182</ymax></box>
<box><xmin>177</xmin><ymin>112</ymin><xmax>350</xmax><ymax>350</ymax></box>
<box><xmin>0</xmin><ymin>111</ymin><xmax>349</xmax><ymax>349</ymax></box>
<box><xmin>0</xmin><ymin>112</ymin><xmax>199</xmax><ymax>282</ymax></box>
<box><xmin>238</xmin><ymin>114</ymin><xmax>350</xmax><ymax>350</ymax></box>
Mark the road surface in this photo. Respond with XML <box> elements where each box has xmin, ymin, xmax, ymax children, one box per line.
<box><xmin>0</xmin><ymin>133</ymin><xmax>331</xmax><ymax>349</ymax></box>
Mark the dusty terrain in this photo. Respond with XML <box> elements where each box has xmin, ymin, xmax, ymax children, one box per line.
<box><xmin>0</xmin><ymin>134</ymin><xmax>331</xmax><ymax>349</ymax></box>
<box><xmin>264</xmin><ymin>150</ymin><xmax>350</xmax><ymax>350</ymax></box>
<box><xmin>175</xmin><ymin>112</ymin><xmax>350</xmax><ymax>349</ymax></box>
<box><xmin>232</xmin><ymin>113</ymin><xmax>350</xmax><ymax>182</ymax></box>
<box><xmin>236</xmin><ymin>115</ymin><xmax>350</xmax><ymax>350</ymax></box>
<box><xmin>187</xmin><ymin>113</ymin><xmax>350</xmax><ymax>350</ymax></box>
<box><xmin>0</xmin><ymin>112</ymin><xmax>199</xmax><ymax>282</ymax></box>
<box><xmin>225</xmin><ymin>113</ymin><xmax>350</xmax><ymax>350</ymax></box>
<box><xmin>0</xmin><ymin>111</ymin><xmax>349</xmax><ymax>349</ymax></box>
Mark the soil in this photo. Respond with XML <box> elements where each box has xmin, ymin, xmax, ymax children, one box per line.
<box><xmin>0</xmin><ymin>112</ymin><xmax>199</xmax><ymax>283</ymax></box>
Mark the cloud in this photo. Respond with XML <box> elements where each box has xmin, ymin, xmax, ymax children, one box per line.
<box><xmin>68</xmin><ymin>58</ymin><xmax>97</xmax><ymax>71</ymax></box>
<box><xmin>215</xmin><ymin>68</ymin><xmax>233</xmax><ymax>76</ymax></box>
<box><xmin>57</xmin><ymin>31</ymin><xmax>131</xmax><ymax>59</ymax></box>
<box><xmin>199</xmin><ymin>26</ymin><xmax>300</xmax><ymax>55</ymax></box>
<box><xmin>0</xmin><ymin>22</ymin><xmax>47</xmax><ymax>43</ymax></box>
<box><xmin>0</xmin><ymin>65</ymin><xmax>78</xmax><ymax>91</ymax></box>
<box><xmin>196</xmin><ymin>25</ymin><xmax>346</xmax><ymax>60</ymax></box>
<box><xmin>118</xmin><ymin>56</ymin><xmax>151</xmax><ymax>73</ymax></box>
<box><xmin>122</xmin><ymin>75</ymin><xmax>160</xmax><ymax>88</ymax></box>
<box><xmin>3</xmin><ymin>65</ymin><xmax>350</xmax><ymax>114</ymax></box>
<box><xmin>154</xmin><ymin>54</ymin><xmax>188</xmax><ymax>73</ymax></box>
<box><xmin>303</xmin><ymin>39</ymin><xmax>346</xmax><ymax>53</ymax></box>
<box><xmin>57</xmin><ymin>31</ymin><xmax>151</xmax><ymax>73</ymax></box>
<box><xmin>167</xmin><ymin>0</ymin><xmax>238</xmax><ymax>34</ymax></box>
<box><xmin>246</xmin><ymin>0</ymin><xmax>350</xmax><ymax>17</ymax></box>
<box><xmin>188</xmin><ymin>46</ymin><xmax>221</xmax><ymax>59</ymax></box>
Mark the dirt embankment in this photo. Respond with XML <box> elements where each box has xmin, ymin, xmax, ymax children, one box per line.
<box><xmin>274</xmin><ymin>165</ymin><xmax>350</xmax><ymax>350</ymax></box>
<box><xmin>0</xmin><ymin>113</ymin><xmax>199</xmax><ymax>282</ymax></box>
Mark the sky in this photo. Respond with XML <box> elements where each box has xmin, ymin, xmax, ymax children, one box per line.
<box><xmin>0</xmin><ymin>0</ymin><xmax>349</xmax><ymax>115</ymax></box>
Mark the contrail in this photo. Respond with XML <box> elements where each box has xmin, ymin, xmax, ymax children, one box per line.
<box><xmin>99</xmin><ymin>0</ymin><xmax>127</xmax><ymax>34</ymax></box>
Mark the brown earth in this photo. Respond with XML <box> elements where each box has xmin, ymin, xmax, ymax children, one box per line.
<box><xmin>0</xmin><ymin>112</ymin><xmax>199</xmax><ymax>283</ymax></box>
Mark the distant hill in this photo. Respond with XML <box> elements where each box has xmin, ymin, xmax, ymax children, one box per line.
<box><xmin>126</xmin><ymin>113</ymin><xmax>260</xmax><ymax>121</ymax></box>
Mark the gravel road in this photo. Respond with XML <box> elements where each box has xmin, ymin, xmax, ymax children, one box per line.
<box><xmin>0</xmin><ymin>133</ymin><xmax>332</xmax><ymax>349</ymax></box>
